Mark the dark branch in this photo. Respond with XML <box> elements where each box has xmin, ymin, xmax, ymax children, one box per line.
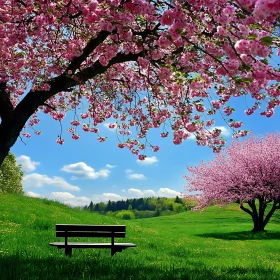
<box><xmin>13</xmin><ymin>50</ymin><xmax>144</xmax><ymax>129</ymax></box>
<box><xmin>76</xmin><ymin>51</ymin><xmax>144</xmax><ymax>83</ymax></box>
<box><xmin>66</xmin><ymin>30</ymin><xmax>110</xmax><ymax>74</ymax></box>
<box><xmin>263</xmin><ymin>201</ymin><xmax>278</xmax><ymax>227</ymax></box>
<box><xmin>240</xmin><ymin>203</ymin><xmax>253</xmax><ymax>216</ymax></box>
<box><xmin>0</xmin><ymin>48</ymin><xmax>144</xmax><ymax>163</ymax></box>
<box><xmin>16</xmin><ymin>0</ymin><xmax>27</xmax><ymax>7</ymax></box>
<box><xmin>43</xmin><ymin>103</ymin><xmax>56</xmax><ymax>111</ymax></box>
<box><xmin>69</xmin><ymin>11</ymin><xmax>83</xmax><ymax>19</ymax></box>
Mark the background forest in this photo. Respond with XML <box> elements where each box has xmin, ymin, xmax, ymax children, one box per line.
<box><xmin>84</xmin><ymin>196</ymin><xmax>196</xmax><ymax>219</ymax></box>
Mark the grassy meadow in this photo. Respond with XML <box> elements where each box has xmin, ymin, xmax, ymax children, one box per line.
<box><xmin>0</xmin><ymin>193</ymin><xmax>280</xmax><ymax>280</ymax></box>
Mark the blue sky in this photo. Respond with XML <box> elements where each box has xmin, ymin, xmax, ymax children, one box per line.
<box><xmin>11</xmin><ymin>90</ymin><xmax>280</xmax><ymax>207</ymax></box>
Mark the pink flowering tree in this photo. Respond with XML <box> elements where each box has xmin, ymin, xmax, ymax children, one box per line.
<box><xmin>185</xmin><ymin>133</ymin><xmax>280</xmax><ymax>232</ymax></box>
<box><xmin>0</xmin><ymin>1</ymin><xmax>280</xmax><ymax>166</ymax></box>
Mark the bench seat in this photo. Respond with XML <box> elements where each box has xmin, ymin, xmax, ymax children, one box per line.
<box><xmin>50</xmin><ymin>242</ymin><xmax>136</xmax><ymax>249</ymax></box>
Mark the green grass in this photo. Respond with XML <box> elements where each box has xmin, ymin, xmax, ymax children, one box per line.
<box><xmin>1</xmin><ymin>193</ymin><xmax>280</xmax><ymax>280</ymax></box>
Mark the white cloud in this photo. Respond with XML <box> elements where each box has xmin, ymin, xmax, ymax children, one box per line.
<box><xmin>106</xmin><ymin>164</ymin><xmax>116</xmax><ymax>168</ymax></box>
<box><xmin>51</xmin><ymin>192</ymin><xmax>75</xmax><ymax>199</ymax></box>
<box><xmin>127</xmin><ymin>188</ymin><xmax>156</xmax><ymax>198</ymax></box>
<box><xmin>157</xmin><ymin>188</ymin><xmax>181</xmax><ymax>198</ymax></box>
<box><xmin>22</xmin><ymin>173</ymin><xmax>80</xmax><ymax>192</ymax></box>
<box><xmin>128</xmin><ymin>188</ymin><xmax>143</xmax><ymax>197</ymax></box>
<box><xmin>16</xmin><ymin>155</ymin><xmax>40</xmax><ymax>172</ymax></box>
<box><xmin>188</xmin><ymin>133</ymin><xmax>196</xmax><ymax>140</ymax></box>
<box><xmin>137</xmin><ymin>156</ymin><xmax>158</xmax><ymax>166</ymax></box>
<box><xmin>127</xmin><ymin>188</ymin><xmax>178</xmax><ymax>198</ymax></box>
<box><xmin>25</xmin><ymin>191</ymin><xmax>41</xmax><ymax>198</ymax></box>
<box><xmin>61</xmin><ymin>162</ymin><xmax>110</xmax><ymax>180</ymax></box>
<box><xmin>143</xmin><ymin>189</ymin><xmax>156</xmax><ymax>197</ymax></box>
<box><xmin>127</xmin><ymin>173</ymin><xmax>146</xmax><ymax>180</ymax></box>
<box><xmin>50</xmin><ymin>192</ymin><xmax>91</xmax><ymax>207</ymax></box>
<box><xmin>90</xmin><ymin>187</ymin><xmax>182</xmax><ymax>203</ymax></box>
<box><xmin>187</xmin><ymin>126</ymin><xmax>231</xmax><ymax>141</ymax></box>
<box><xmin>92</xmin><ymin>193</ymin><xmax>124</xmax><ymax>203</ymax></box>
<box><xmin>125</xmin><ymin>169</ymin><xmax>146</xmax><ymax>180</ymax></box>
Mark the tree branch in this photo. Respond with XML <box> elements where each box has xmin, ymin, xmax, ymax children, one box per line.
<box><xmin>240</xmin><ymin>203</ymin><xmax>253</xmax><ymax>216</ymax></box>
<box><xmin>66</xmin><ymin>30</ymin><xmax>110</xmax><ymax>74</ymax></box>
<box><xmin>76</xmin><ymin>51</ymin><xmax>144</xmax><ymax>83</ymax></box>
<box><xmin>5</xmin><ymin>50</ymin><xmax>144</xmax><ymax>148</ymax></box>
<box><xmin>43</xmin><ymin>103</ymin><xmax>56</xmax><ymax>111</ymax></box>
<box><xmin>263</xmin><ymin>201</ymin><xmax>278</xmax><ymax>227</ymax></box>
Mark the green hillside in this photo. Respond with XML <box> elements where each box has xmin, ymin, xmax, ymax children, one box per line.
<box><xmin>1</xmin><ymin>193</ymin><xmax>280</xmax><ymax>280</ymax></box>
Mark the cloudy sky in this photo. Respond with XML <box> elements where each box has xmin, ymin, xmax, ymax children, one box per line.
<box><xmin>12</xmin><ymin>89</ymin><xmax>280</xmax><ymax>207</ymax></box>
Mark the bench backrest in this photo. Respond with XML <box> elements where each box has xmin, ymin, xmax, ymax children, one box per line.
<box><xmin>56</xmin><ymin>224</ymin><xmax>126</xmax><ymax>238</ymax></box>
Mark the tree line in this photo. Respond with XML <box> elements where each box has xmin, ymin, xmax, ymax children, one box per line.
<box><xmin>84</xmin><ymin>196</ymin><xmax>196</xmax><ymax>219</ymax></box>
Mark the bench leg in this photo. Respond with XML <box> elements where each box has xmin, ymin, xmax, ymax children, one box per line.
<box><xmin>111</xmin><ymin>248</ymin><xmax>115</xmax><ymax>256</ymax></box>
<box><xmin>111</xmin><ymin>247</ymin><xmax>123</xmax><ymax>256</ymax></box>
<box><xmin>65</xmin><ymin>247</ymin><xmax>72</xmax><ymax>257</ymax></box>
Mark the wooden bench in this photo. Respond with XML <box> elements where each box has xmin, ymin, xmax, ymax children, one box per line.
<box><xmin>49</xmin><ymin>224</ymin><xmax>136</xmax><ymax>257</ymax></box>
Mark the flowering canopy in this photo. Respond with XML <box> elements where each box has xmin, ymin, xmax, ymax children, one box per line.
<box><xmin>0</xmin><ymin>0</ymin><xmax>280</xmax><ymax>165</ymax></box>
<box><xmin>185</xmin><ymin>133</ymin><xmax>280</xmax><ymax>231</ymax></box>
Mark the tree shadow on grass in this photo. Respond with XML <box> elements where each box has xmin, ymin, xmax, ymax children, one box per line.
<box><xmin>196</xmin><ymin>231</ymin><xmax>280</xmax><ymax>240</ymax></box>
<box><xmin>0</xmin><ymin>253</ymin><xmax>279</xmax><ymax>280</ymax></box>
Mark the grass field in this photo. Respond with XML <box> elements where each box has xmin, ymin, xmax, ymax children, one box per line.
<box><xmin>0</xmin><ymin>193</ymin><xmax>280</xmax><ymax>280</ymax></box>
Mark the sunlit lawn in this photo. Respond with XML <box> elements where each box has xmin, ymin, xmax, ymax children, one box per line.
<box><xmin>1</xmin><ymin>193</ymin><xmax>280</xmax><ymax>280</ymax></box>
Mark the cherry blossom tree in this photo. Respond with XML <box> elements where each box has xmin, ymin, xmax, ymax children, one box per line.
<box><xmin>185</xmin><ymin>133</ymin><xmax>280</xmax><ymax>232</ymax></box>
<box><xmin>0</xmin><ymin>0</ymin><xmax>280</xmax><ymax>166</ymax></box>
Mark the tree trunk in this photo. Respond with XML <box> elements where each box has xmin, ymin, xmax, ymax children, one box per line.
<box><xmin>0</xmin><ymin>121</ymin><xmax>23</xmax><ymax>166</ymax></box>
<box><xmin>240</xmin><ymin>199</ymin><xmax>272</xmax><ymax>232</ymax></box>
<box><xmin>251</xmin><ymin>197</ymin><xmax>266</xmax><ymax>232</ymax></box>
<box><xmin>0</xmin><ymin>130</ymin><xmax>14</xmax><ymax>166</ymax></box>
<box><xmin>0</xmin><ymin>146</ymin><xmax>9</xmax><ymax>167</ymax></box>
<box><xmin>252</xmin><ymin>215</ymin><xmax>265</xmax><ymax>232</ymax></box>
<box><xmin>240</xmin><ymin>199</ymin><xmax>280</xmax><ymax>232</ymax></box>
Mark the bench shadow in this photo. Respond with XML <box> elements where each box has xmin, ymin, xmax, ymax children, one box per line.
<box><xmin>0</xmin><ymin>253</ymin><xmax>277</xmax><ymax>280</ymax></box>
<box><xmin>196</xmin><ymin>231</ymin><xmax>280</xmax><ymax>240</ymax></box>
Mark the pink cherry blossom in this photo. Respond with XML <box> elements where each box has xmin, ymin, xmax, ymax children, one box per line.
<box><xmin>185</xmin><ymin>133</ymin><xmax>280</xmax><ymax>231</ymax></box>
<box><xmin>245</xmin><ymin>108</ymin><xmax>255</xmax><ymax>115</ymax></box>
<box><xmin>56</xmin><ymin>138</ymin><xmax>65</xmax><ymax>145</ymax></box>
<box><xmin>138</xmin><ymin>154</ymin><xmax>146</xmax><ymax>161</ymax></box>
<box><xmin>152</xmin><ymin>145</ymin><xmax>160</xmax><ymax>152</ymax></box>
<box><xmin>70</xmin><ymin>120</ymin><xmax>80</xmax><ymax>126</ymax></box>
<box><xmin>82</xmin><ymin>124</ymin><xmax>90</xmax><ymax>132</ymax></box>
<box><xmin>0</xmin><ymin>0</ymin><xmax>279</xmax><ymax>166</ymax></box>
<box><xmin>98</xmin><ymin>137</ymin><xmax>106</xmax><ymax>142</ymax></box>
<box><xmin>118</xmin><ymin>143</ymin><xmax>125</xmax><ymax>148</ymax></box>
<box><xmin>186</xmin><ymin>123</ymin><xmax>198</xmax><ymax>133</ymax></box>
<box><xmin>80</xmin><ymin>113</ymin><xmax>89</xmax><ymax>119</ymax></box>
<box><xmin>72</xmin><ymin>134</ymin><xmax>80</xmax><ymax>140</ymax></box>
<box><xmin>22</xmin><ymin>132</ymin><xmax>31</xmax><ymax>138</ymax></box>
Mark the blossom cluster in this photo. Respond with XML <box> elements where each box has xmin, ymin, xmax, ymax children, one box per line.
<box><xmin>0</xmin><ymin>0</ymin><xmax>279</xmax><ymax>158</ymax></box>
<box><xmin>185</xmin><ymin>133</ymin><xmax>280</xmax><ymax>208</ymax></box>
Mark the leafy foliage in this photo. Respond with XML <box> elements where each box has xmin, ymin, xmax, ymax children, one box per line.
<box><xmin>0</xmin><ymin>152</ymin><xmax>23</xmax><ymax>194</ymax></box>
